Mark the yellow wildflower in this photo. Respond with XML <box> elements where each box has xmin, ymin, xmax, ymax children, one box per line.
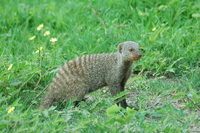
<box><xmin>8</xmin><ymin>64</ymin><xmax>13</xmax><ymax>70</ymax></box>
<box><xmin>139</xmin><ymin>12</ymin><xmax>149</xmax><ymax>16</ymax></box>
<box><xmin>192</xmin><ymin>13</ymin><xmax>200</xmax><ymax>18</ymax></box>
<box><xmin>44</xmin><ymin>31</ymin><xmax>50</xmax><ymax>36</ymax></box>
<box><xmin>35</xmin><ymin>47</ymin><xmax>43</xmax><ymax>53</ymax></box>
<box><xmin>37</xmin><ymin>23</ymin><xmax>44</xmax><ymax>31</ymax></box>
<box><xmin>8</xmin><ymin>107</ymin><xmax>15</xmax><ymax>114</ymax></box>
<box><xmin>158</xmin><ymin>5</ymin><xmax>168</xmax><ymax>11</ymax></box>
<box><xmin>29</xmin><ymin>36</ymin><xmax>36</xmax><ymax>41</ymax></box>
<box><xmin>50</xmin><ymin>38</ymin><xmax>58</xmax><ymax>43</ymax></box>
<box><xmin>152</xmin><ymin>27</ymin><xmax>156</xmax><ymax>31</ymax></box>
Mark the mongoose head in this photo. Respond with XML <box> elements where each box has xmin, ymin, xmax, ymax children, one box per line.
<box><xmin>118</xmin><ymin>41</ymin><xmax>142</xmax><ymax>61</ymax></box>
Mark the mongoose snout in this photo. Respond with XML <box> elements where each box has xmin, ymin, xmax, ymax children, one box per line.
<box><xmin>138</xmin><ymin>54</ymin><xmax>142</xmax><ymax>58</ymax></box>
<box><xmin>39</xmin><ymin>41</ymin><xmax>142</xmax><ymax>109</ymax></box>
<box><xmin>131</xmin><ymin>54</ymin><xmax>142</xmax><ymax>61</ymax></box>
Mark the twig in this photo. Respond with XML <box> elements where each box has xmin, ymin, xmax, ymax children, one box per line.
<box><xmin>35</xmin><ymin>65</ymin><xmax>58</xmax><ymax>88</ymax></box>
<box><xmin>87</xmin><ymin>5</ymin><xmax>107</xmax><ymax>35</ymax></box>
<box><xmin>35</xmin><ymin>53</ymin><xmax>43</xmax><ymax>87</ymax></box>
<box><xmin>34</xmin><ymin>66</ymin><xmax>58</xmax><ymax>98</ymax></box>
<box><xmin>35</xmin><ymin>85</ymin><xmax>49</xmax><ymax>99</ymax></box>
<box><xmin>35</xmin><ymin>73</ymin><xmax>42</xmax><ymax>88</ymax></box>
<box><xmin>17</xmin><ymin>73</ymin><xmax>36</xmax><ymax>97</ymax></box>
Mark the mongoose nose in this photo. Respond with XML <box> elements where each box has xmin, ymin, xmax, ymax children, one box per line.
<box><xmin>138</xmin><ymin>54</ymin><xmax>142</xmax><ymax>58</ymax></box>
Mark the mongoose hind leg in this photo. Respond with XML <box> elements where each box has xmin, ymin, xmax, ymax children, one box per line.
<box><xmin>39</xmin><ymin>88</ymin><xmax>65</xmax><ymax>109</ymax></box>
<box><xmin>39</xmin><ymin>96</ymin><xmax>56</xmax><ymax>109</ymax></box>
<box><xmin>68</xmin><ymin>87</ymin><xmax>88</xmax><ymax>107</ymax></box>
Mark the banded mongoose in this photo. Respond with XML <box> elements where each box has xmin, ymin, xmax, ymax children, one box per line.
<box><xmin>39</xmin><ymin>41</ymin><xmax>142</xmax><ymax>109</ymax></box>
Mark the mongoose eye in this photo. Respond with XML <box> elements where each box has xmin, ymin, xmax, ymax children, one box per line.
<box><xmin>129</xmin><ymin>48</ymin><xmax>135</xmax><ymax>52</ymax></box>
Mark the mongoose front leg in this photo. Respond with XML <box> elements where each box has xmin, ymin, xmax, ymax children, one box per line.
<box><xmin>118</xmin><ymin>69</ymin><xmax>132</xmax><ymax>108</ymax></box>
<box><xmin>119</xmin><ymin>84</ymin><xmax>128</xmax><ymax>108</ymax></box>
<box><xmin>108</xmin><ymin>83</ymin><xmax>128</xmax><ymax>108</ymax></box>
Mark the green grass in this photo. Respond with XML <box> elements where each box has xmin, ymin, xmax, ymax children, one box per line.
<box><xmin>0</xmin><ymin>0</ymin><xmax>200</xmax><ymax>132</ymax></box>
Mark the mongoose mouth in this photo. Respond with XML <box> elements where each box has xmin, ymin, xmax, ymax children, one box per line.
<box><xmin>131</xmin><ymin>54</ymin><xmax>142</xmax><ymax>61</ymax></box>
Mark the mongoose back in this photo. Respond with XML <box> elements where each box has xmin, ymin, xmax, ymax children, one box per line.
<box><xmin>39</xmin><ymin>41</ymin><xmax>142</xmax><ymax>109</ymax></box>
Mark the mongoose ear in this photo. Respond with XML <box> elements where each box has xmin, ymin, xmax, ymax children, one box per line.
<box><xmin>118</xmin><ymin>43</ymin><xmax>123</xmax><ymax>53</ymax></box>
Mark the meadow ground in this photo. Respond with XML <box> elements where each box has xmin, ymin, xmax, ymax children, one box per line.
<box><xmin>0</xmin><ymin>0</ymin><xmax>200</xmax><ymax>132</ymax></box>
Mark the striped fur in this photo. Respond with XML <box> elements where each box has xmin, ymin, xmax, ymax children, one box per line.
<box><xmin>39</xmin><ymin>41</ymin><xmax>142</xmax><ymax>109</ymax></box>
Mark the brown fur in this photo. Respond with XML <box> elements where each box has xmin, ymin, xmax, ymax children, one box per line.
<box><xmin>39</xmin><ymin>41</ymin><xmax>142</xmax><ymax>109</ymax></box>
